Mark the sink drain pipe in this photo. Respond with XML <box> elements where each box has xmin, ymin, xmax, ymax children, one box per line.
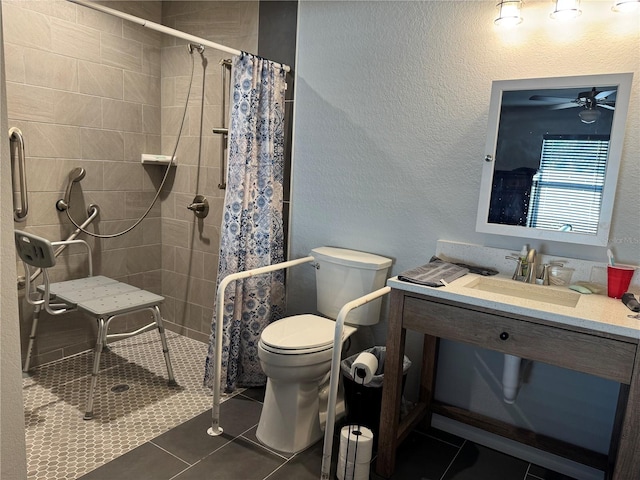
<box><xmin>502</xmin><ymin>354</ymin><xmax>522</xmax><ymax>404</ymax></box>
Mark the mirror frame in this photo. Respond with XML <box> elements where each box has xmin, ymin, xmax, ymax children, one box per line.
<box><xmin>476</xmin><ymin>73</ymin><xmax>633</xmax><ymax>246</ymax></box>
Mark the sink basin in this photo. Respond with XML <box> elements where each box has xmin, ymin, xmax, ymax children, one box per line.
<box><xmin>462</xmin><ymin>277</ymin><xmax>580</xmax><ymax>308</ymax></box>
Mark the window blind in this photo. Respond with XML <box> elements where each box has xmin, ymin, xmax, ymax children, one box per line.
<box><xmin>527</xmin><ymin>135</ymin><xmax>609</xmax><ymax>234</ymax></box>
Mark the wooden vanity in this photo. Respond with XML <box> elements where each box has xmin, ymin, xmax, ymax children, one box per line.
<box><xmin>376</xmin><ymin>276</ymin><xmax>640</xmax><ymax>480</ymax></box>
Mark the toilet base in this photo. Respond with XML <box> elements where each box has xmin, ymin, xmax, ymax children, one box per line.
<box><xmin>256</xmin><ymin>377</ymin><xmax>324</xmax><ymax>454</ymax></box>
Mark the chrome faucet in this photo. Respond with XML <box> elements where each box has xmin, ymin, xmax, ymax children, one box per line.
<box><xmin>507</xmin><ymin>248</ymin><xmax>540</xmax><ymax>284</ymax></box>
<box><xmin>507</xmin><ymin>249</ymin><xmax>557</xmax><ymax>285</ymax></box>
<box><xmin>523</xmin><ymin>248</ymin><xmax>537</xmax><ymax>284</ymax></box>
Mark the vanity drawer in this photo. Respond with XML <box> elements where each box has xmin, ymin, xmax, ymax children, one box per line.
<box><xmin>403</xmin><ymin>295</ymin><xmax>636</xmax><ymax>384</ymax></box>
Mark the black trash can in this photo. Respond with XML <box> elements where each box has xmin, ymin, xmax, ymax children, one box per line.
<box><xmin>340</xmin><ymin>346</ymin><xmax>411</xmax><ymax>443</ymax></box>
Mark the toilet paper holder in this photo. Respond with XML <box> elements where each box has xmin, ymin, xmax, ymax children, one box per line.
<box><xmin>350</xmin><ymin>352</ymin><xmax>378</xmax><ymax>386</ymax></box>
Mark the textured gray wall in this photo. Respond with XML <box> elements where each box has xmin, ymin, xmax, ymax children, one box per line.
<box><xmin>289</xmin><ymin>0</ymin><xmax>639</xmax><ymax>458</ymax></box>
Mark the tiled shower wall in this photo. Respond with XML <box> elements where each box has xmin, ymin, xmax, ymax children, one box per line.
<box><xmin>158</xmin><ymin>1</ymin><xmax>260</xmax><ymax>343</ymax></box>
<box><xmin>6</xmin><ymin>0</ymin><xmax>165</xmax><ymax>366</ymax></box>
<box><xmin>158</xmin><ymin>0</ymin><xmax>297</xmax><ymax>342</ymax></box>
<box><xmin>6</xmin><ymin>0</ymin><xmax>294</xmax><ymax>366</ymax></box>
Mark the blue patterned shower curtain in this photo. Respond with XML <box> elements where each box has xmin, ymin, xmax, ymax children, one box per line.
<box><xmin>204</xmin><ymin>53</ymin><xmax>287</xmax><ymax>392</ymax></box>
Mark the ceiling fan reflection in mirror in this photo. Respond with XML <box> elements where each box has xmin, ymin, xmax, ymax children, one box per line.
<box><xmin>530</xmin><ymin>87</ymin><xmax>616</xmax><ymax>124</ymax></box>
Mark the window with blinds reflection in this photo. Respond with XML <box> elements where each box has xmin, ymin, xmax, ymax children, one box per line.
<box><xmin>527</xmin><ymin>134</ymin><xmax>610</xmax><ymax>234</ymax></box>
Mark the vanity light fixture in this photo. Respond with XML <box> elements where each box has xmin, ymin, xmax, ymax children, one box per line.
<box><xmin>495</xmin><ymin>0</ymin><xmax>523</xmax><ymax>26</ymax></box>
<box><xmin>550</xmin><ymin>0</ymin><xmax>581</xmax><ymax>19</ymax></box>
<box><xmin>613</xmin><ymin>0</ymin><xmax>640</xmax><ymax>11</ymax></box>
<box><xmin>579</xmin><ymin>107</ymin><xmax>601</xmax><ymax>124</ymax></box>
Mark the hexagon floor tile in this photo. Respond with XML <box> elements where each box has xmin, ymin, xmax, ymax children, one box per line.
<box><xmin>22</xmin><ymin>331</ymin><xmax>223</xmax><ymax>480</ymax></box>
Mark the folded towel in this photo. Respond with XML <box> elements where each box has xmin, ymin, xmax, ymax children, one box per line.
<box><xmin>431</xmin><ymin>255</ymin><xmax>499</xmax><ymax>277</ymax></box>
<box><xmin>398</xmin><ymin>259</ymin><xmax>469</xmax><ymax>287</ymax></box>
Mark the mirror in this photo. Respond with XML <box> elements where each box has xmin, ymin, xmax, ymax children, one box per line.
<box><xmin>476</xmin><ymin>73</ymin><xmax>633</xmax><ymax>246</ymax></box>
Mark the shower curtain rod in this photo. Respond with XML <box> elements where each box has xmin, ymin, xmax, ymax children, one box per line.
<box><xmin>67</xmin><ymin>0</ymin><xmax>291</xmax><ymax>73</ymax></box>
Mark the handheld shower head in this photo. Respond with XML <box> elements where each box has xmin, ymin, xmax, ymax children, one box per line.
<box><xmin>56</xmin><ymin>167</ymin><xmax>86</xmax><ymax>211</ymax></box>
<box><xmin>188</xmin><ymin>43</ymin><xmax>205</xmax><ymax>55</ymax></box>
<box><xmin>69</xmin><ymin>167</ymin><xmax>86</xmax><ymax>183</ymax></box>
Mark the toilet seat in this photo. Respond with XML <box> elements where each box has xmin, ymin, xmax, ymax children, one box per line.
<box><xmin>260</xmin><ymin>315</ymin><xmax>334</xmax><ymax>354</ymax></box>
<box><xmin>260</xmin><ymin>314</ymin><xmax>357</xmax><ymax>355</ymax></box>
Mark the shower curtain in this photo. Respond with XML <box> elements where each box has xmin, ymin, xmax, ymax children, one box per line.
<box><xmin>204</xmin><ymin>52</ymin><xmax>287</xmax><ymax>392</ymax></box>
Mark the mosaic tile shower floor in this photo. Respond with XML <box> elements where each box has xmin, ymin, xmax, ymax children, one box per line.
<box><xmin>22</xmin><ymin>331</ymin><xmax>214</xmax><ymax>480</ymax></box>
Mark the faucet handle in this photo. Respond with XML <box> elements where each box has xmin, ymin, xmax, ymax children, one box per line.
<box><xmin>506</xmin><ymin>255</ymin><xmax>524</xmax><ymax>280</ymax></box>
<box><xmin>539</xmin><ymin>264</ymin><xmax>551</xmax><ymax>286</ymax></box>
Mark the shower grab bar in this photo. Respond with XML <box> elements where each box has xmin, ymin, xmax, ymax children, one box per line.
<box><xmin>9</xmin><ymin>127</ymin><xmax>28</xmax><ymax>222</ymax></box>
<box><xmin>214</xmin><ymin>59</ymin><xmax>232</xmax><ymax>189</ymax></box>
<box><xmin>16</xmin><ymin>204</ymin><xmax>100</xmax><ymax>289</ymax></box>
<box><xmin>207</xmin><ymin>255</ymin><xmax>316</xmax><ymax>437</ymax></box>
<box><xmin>320</xmin><ymin>286</ymin><xmax>391</xmax><ymax>480</ymax></box>
<box><xmin>213</xmin><ymin>127</ymin><xmax>228</xmax><ymax>190</ymax></box>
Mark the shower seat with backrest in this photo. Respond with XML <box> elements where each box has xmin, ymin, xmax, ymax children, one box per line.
<box><xmin>15</xmin><ymin>230</ymin><xmax>177</xmax><ymax>420</ymax></box>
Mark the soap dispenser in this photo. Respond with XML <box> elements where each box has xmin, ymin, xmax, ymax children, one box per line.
<box><xmin>519</xmin><ymin>245</ymin><xmax>529</xmax><ymax>277</ymax></box>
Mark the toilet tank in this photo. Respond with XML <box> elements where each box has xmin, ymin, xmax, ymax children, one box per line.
<box><xmin>311</xmin><ymin>247</ymin><xmax>392</xmax><ymax>326</ymax></box>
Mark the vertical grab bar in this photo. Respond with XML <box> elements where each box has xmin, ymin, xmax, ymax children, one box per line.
<box><xmin>214</xmin><ymin>59</ymin><xmax>232</xmax><ymax>189</ymax></box>
<box><xmin>9</xmin><ymin>127</ymin><xmax>28</xmax><ymax>222</ymax></box>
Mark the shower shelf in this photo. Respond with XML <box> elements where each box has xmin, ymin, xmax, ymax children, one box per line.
<box><xmin>141</xmin><ymin>154</ymin><xmax>177</xmax><ymax>166</ymax></box>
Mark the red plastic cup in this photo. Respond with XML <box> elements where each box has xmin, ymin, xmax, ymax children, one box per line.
<box><xmin>607</xmin><ymin>265</ymin><xmax>635</xmax><ymax>299</ymax></box>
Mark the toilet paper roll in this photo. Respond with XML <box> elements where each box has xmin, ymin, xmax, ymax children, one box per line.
<box><xmin>339</xmin><ymin>425</ymin><xmax>374</xmax><ymax>464</ymax></box>
<box><xmin>336</xmin><ymin>459</ymin><xmax>370</xmax><ymax>480</ymax></box>
<box><xmin>349</xmin><ymin>352</ymin><xmax>378</xmax><ymax>385</ymax></box>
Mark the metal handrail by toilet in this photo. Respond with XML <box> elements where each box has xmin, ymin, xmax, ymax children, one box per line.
<box><xmin>207</xmin><ymin>256</ymin><xmax>316</xmax><ymax>437</ymax></box>
<box><xmin>319</xmin><ymin>286</ymin><xmax>391</xmax><ymax>480</ymax></box>
<box><xmin>206</xmin><ymin>256</ymin><xmax>390</xmax><ymax>480</ymax></box>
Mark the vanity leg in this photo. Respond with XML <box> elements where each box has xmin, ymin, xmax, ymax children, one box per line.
<box><xmin>419</xmin><ymin>334</ymin><xmax>439</xmax><ymax>430</ymax></box>
<box><xmin>607</xmin><ymin>383</ymin><xmax>629</xmax><ymax>480</ymax></box>
<box><xmin>611</xmin><ymin>347</ymin><xmax>640</xmax><ymax>480</ymax></box>
<box><xmin>376</xmin><ymin>289</ymin><xmax>407</xmax><ymax>478</ymax></box>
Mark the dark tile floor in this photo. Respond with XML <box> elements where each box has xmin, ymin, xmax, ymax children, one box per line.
<box><xmin>79</xmin><ymin>388</ymin><xmax>579</xmax><ymax>480</ymax></box>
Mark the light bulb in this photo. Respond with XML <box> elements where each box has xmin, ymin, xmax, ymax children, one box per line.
<box><xmin>551</xmin><ymin>0</ymin><xmax>581</xmax><ymax>19</ymax></box>
<box><xmin>613</xmin><ymin>0</ymin><xmax>640</xmax><ymax>12</ymax></box>
<box><xmin>579</xmin><ymin>108</ymin><xmax>601</xmax><ymax>124</ymax></box>
<box><xmin>495</xmin><ymin>0</ymin><xmax>523</xmax><ymax>26</ymax></box>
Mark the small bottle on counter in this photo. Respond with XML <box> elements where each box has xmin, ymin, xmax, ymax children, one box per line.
<box><xmin>519</xmin><ymin>245</ymin><xmax>529</xmax><ymax>277</ymax></box>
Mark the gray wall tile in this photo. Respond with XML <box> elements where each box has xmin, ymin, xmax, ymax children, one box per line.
<box><xmin>103</xmin><ymin>98</ymin><xmax>143</xmax><ymax>132</ymax></box>
<box><xmin>51</xmin><ymin>17</ymin><xmax>100</xmax><ymax>61</ymax></box>
<box><xmin>3</xmin><ymin>3</ymin><xmax>52</xmax><ymax>50</ymax></box>
<box><xmin>24</xmin><ymin>49</ymin><xmax>78</xmax><ymax>91</ymax></box>
<box><xmin>80</xmin><ymin>129</ymin><xmax>125</xmax><ymax>161</ymax></box>
<box><xmin>100</xmin><ymin>32</ymin><xmax>143</xmax><ymax>71</ymax></box>
<box><xmin>78</xmin><ymin>61</ymin><xmax>124</xmax><ymax>99</ymax></box>
<box><xmin>54</xmin><ymin>91</ymin><xmax>103</xmax><ymax>128</ymax></box>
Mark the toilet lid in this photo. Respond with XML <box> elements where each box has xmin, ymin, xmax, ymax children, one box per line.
<box><xmin>261</xmin><ymin>314</ymin><xmax>335</xmax><ymax>352</ymax></box>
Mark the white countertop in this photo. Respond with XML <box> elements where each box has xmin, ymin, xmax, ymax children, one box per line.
<box><xmin>388</xmin><ymin>274</ymin><xmax>640</xmax><ymax>341</ymax></box>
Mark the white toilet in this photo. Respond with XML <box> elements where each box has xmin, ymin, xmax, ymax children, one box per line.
<box><xmin>255</xmin><ymin>247</ymin><xmax>392</xmax><ymax>454</ymax></box>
